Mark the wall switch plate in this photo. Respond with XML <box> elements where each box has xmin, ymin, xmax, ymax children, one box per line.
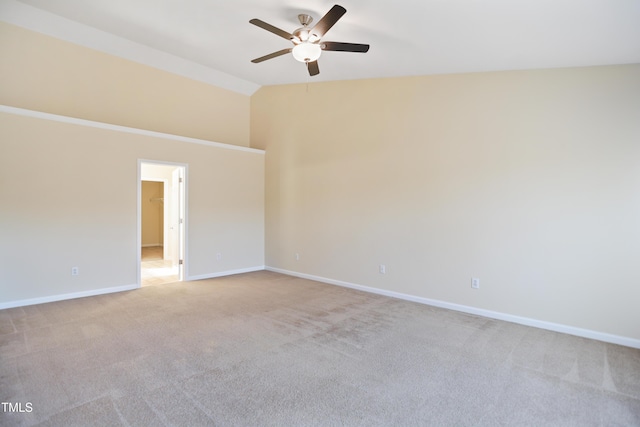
<box><xmin>71</xmin><ymin>267</ymin><xmax>79</xmax><ymax>276</ymax></box>
<box><xmin>471</xmin><ymin>277</ymin><xmax>480</xmax><ymax>289</ymax></box>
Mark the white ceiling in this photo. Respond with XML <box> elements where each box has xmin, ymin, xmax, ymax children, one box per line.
<box><xmin>2</xmin><ymin>0</ymin><xmax>640</xmax><ymax>95</ymax></box>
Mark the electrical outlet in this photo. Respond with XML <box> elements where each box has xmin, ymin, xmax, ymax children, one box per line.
<box><xmin>471</xmin><ymin>277</ymin><xmax>480</xmax><ymax>289</ymax></box>
<box><xmin>379</xmin><ymin>264</ymin><xmax>386</xmax><ymax>274</ymax></box>
<box><xmin>295</xmin><ymin>253</ymin><xmax>300</xmax><ymax>261</ymax></box>
<box><xmin>216</xmin><ymin>253</ymin><xmax>222</xmax><ymax>261</ymax></box>
<box><xmin>71</xmin><ymin>267</ymin><xmax>79</xmax><ymax>276</ymax></box>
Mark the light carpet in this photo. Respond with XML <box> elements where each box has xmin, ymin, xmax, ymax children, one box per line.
<box><xmin>1</xmin><ymin>271</ymin><xmax>639</xmax><ymax>426</ymax></box>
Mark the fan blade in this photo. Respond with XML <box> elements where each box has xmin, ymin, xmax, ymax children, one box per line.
<box><xmin>251</xmin><ymin>48</ymin><xmax>292</xmax><ymax>63</ymax></box>
<box><xmin>310</xmin><ymin>5</ymin><xmax>346</xmax><ymax>39</ymax></box>
<box><xmin>322</xmin><ymin>42</ymin><xmax>370</xmax><ymax>53</ymax></box>
<box><xmin>307</xmin><ymin>60</ymin><xmax>320</xmax><ymax>76</ymax></box>
<box><xmin>250</xmin><ymin>19</ymin><xmax>297</xmax><ymax>41</ymax></box>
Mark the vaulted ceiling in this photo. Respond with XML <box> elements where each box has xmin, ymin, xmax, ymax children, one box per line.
<box><xmin>2</xmin><ymin>0</ymin><xmax>640</xmax><ymax>95</ymax></box>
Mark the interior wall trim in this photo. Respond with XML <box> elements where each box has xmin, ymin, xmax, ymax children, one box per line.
<box><xmin>0</xmin><ymin>105</ymin><xmax>265</xmax><ymax>155</ymax></box>
<box><xmin>266</xmin><ymin>266</ymin><xmax>640</xmax><ymax>350</ymax></box>
<box><xmin>0</xmin><ymin>283</ymin><xmax>139</xmax><ymax>310</ymax></box>
<box><xmin>0</xmin><ymin>266</ymin><xmax>263</xmax><ymax>309</ymax></box>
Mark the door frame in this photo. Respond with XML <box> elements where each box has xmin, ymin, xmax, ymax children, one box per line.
<box><xmin>137</xmin><ymin>159</ymin><xmax>188</xmax><ymax>286</ymax></box>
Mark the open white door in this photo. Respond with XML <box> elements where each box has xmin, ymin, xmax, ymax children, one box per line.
<box><xmin>170</xmin><ymin>167</ymin><xmax>185</xmax><ymax>280</ymax></box>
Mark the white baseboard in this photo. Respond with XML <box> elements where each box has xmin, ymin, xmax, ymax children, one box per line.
<box><xmin>0</xmin><ymin>265</ymin><xmax>265</xmax><ymax>310</ymax></box>
<box><xmin>187</xmin><ymin>266</ymin><xmax>265</xmax><ymax>281</ymax></box>
<box><xmin>0</xmin><ymin>283</ymin><xmax>139</xmax><ymax>310</ymax></box>
<box><xmin>266</xmin><ymin>266</ymin><xmax>640</xmax><ymax>350</ymax></box>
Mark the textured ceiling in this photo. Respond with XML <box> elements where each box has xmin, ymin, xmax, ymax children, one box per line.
<box><xmin>2</xmin><ymin>0</ymin><xmax>640</xmax><ymax>94</ymax></box>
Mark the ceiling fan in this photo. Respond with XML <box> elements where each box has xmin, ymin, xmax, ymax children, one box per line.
<box><xmin>249</xmin><ymin>4</ymin><xmax>369</xmax><ymax>76</ymax></box>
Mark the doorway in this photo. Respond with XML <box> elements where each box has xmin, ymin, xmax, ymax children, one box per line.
<box><xmin>138</xmin><ymin>161</ymin><xmax>187</xmax><ymax>286</ymax></box>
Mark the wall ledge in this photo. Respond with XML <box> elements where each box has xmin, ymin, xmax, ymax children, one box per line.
<box><xmin>0</xmin><ymin>105</ymin><xmax>265</xmax><ymax>154</ymax></box>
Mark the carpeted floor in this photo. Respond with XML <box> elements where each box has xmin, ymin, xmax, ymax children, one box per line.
<box><xmin>1</xmin><ymin>271</ymin><xmax>639</xmax><ymax>426</ymax></box>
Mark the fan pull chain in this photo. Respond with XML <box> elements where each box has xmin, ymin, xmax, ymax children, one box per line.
<box><xmin>305</xmin><ymin>64</ymin><xmax>310</xmax><ymax>92</ymax></box>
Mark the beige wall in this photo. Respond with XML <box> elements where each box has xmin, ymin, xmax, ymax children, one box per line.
<box><xmin>251</xmin><ymin>64</ymin><xmax>640</xmax><ymax>341</ymax></box>
<box><xmin>141</xmin><ymin>181</ymin><xmax>164</xmax><ymax>246</ymax></box>
<box><xmin>2</xmin><ymin>17</ymin><xmax>639</xmax><ymax>343</ymax></box>
<box><xmin>0</xmin><ymin>112</ymin><xmax>264</xmax><ymax>304</ymax></box>
<box><xmin>0</xmin><ymin>22</ymin><xmax>250</xmax><ymax>147</ymax></box>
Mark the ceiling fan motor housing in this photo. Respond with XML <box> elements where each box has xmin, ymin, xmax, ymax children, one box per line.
<box><xmin>297</xmin><ymin>14</ymin><xmax>313</xmax><ymax>27</ymax></box>
<box><xmin>293</xmin><ymin>14</ymin><xmax>316</xmax><ymax>42</ymax></box>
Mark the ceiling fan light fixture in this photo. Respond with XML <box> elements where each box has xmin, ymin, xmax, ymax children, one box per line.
<box><xmin>292</xmin><ymin>42</ymin><xmax>321</xmax><ymax>63</ymax></box>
